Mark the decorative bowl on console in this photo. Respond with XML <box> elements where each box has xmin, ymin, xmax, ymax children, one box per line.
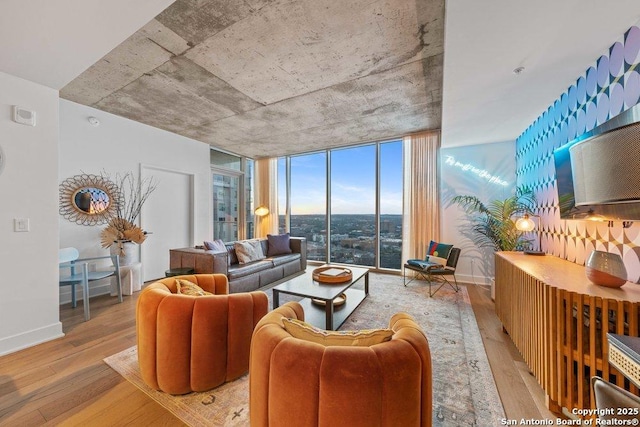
<box><xmin>585</xmin><ymin>250</ymin><xmax>627</xmax><ymax>288</ymax></box>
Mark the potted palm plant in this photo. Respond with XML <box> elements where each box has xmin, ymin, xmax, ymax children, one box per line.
<box><xmin>451</xmin><ymin>186</ymin><xmax>536</xmax><ymax>252</ymax></box>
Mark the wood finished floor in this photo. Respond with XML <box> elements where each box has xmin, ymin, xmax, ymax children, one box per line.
<box><xmin>0</xmin><ymin>280</ymin><xmax>553</xmax><ymax>426</ymax></box>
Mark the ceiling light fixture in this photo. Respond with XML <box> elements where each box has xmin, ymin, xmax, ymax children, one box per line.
<box><xmin>513</xmin><ymin>66</ymin><xmax>525</xmax><ymax>75</ymax></box>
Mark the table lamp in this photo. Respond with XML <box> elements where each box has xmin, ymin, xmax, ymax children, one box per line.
<box><xmin>515</xmin><ymin>214</ymin><xmax>545</xmax><ymax>255</ymax></box>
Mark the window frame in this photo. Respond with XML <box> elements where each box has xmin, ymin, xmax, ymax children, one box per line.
<box><xmin>279</xmin><ymin>139</ymin><xmax>403</xmax><ymax>271</ymax></box>
<box><xmin>210</xmin><ymin>148</ymin><xmax>254</xmax><ymax>241</ymax></box>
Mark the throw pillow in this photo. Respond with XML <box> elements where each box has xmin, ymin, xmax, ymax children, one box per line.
<box><xmin>426</xmin><ymin>255</ymin><xmax>448</xmax><ymax>266</ymax></box>
<box><xmin>227</xmin><ymin>244</ymin><xmax>238</xmax><ymax>265</ymax></box>
<box><xmin>175</xmin><ymin>279</ymin><xmax>212</xmax><ymax>296</ymax></box>
<box><xmin>234</xmin><ymin>239</ymin><xmax>266</xmax><ymax>264</ymax></box>
<box><xmin>426</xmin><ymin>240</ymin><xmax>453</xmax><ymax>260</ymax></box>
<box><xmin>203</xmin><ymin>239</ymin><xmax>226</xmax><ymax>252</ymax></box>
<box><xmin>282</xmin><ymin>318</ymin><xmax>393</xmax><ymax>347</ymax></box>
<box><xmin>267</xmin><ymin>233</ymin><xmax>292</xmax><ymax>256</ymax></box>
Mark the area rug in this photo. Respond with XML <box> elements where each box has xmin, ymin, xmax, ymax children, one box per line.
<box><xmin>104</xmin><ymin>273</ymin><xmax>505</xmax><ymax>427</ymax></box>
<box><xmin>339</xmin><ymin>273</ymin><xmax>505</xmax><ymax>426</ymax></box>
<box><xmin>104</xmin><ymin>346</ymin><xmax>249</xmax><ymax>426</ymax></box>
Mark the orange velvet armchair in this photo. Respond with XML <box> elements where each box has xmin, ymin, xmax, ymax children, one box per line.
<box><xmin>136</xmin><ymin>274</ymin><xmax>268</xmax><ymax>395</ymax></box>
<box><xmin>250</xmin><ymin>302</ymin><xmax>433</xmax><ymax>427</ymax></box>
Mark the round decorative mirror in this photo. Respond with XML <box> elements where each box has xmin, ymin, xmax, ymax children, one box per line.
<box><xmin>59</xmin><ymin>174</ymin><xmax>121</xmax><ymax>225</ymax></box>
<box><xmin>73</xmin><ymin>188</ymin><xmax>110</xmax><ymax>213</ymax></box>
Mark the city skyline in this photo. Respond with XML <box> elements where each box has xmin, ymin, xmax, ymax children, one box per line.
<box><xmin>287</xmin><ymin>213</ymin><xmax>403</xmax><ymax>269</ymax></box>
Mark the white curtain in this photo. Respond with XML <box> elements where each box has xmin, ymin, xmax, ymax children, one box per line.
<box><xmin>254</xmin><ymin>158</ymin><xmax>279</xmax><ymax>238</ymax></box>
<box><xmin>402</xmin><ymin>130</ymin><xmax>441</xmax><ymax>261</ymax></box>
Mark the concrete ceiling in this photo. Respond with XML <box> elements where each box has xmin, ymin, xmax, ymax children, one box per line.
<box><xmin>60</xmin><ymin>0</ymin><xmax>444</xmax><ymax>159</ymax></box>
<box><xmin>4</xmin><ymin>1</ymin><xmax>640</xmax><ymax>158</ymax></box>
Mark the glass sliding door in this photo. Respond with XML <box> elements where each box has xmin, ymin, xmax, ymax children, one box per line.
<box><xmin>212</xmin><ymin>173</ymin><xmax>240</xmax><ymax>242</ymax></box>
<box><xmin>379</xmin><ymin>140</ymin><xmax>403</xmax><ymax>269</ymax></box>
<box><xmin>290</xmin><ymin>152</ymin><xmax>327</xmax><ymax>262</ymax></box>
<box><xmin>245</xmin><ymin>159</ymin><xmax>255</xmax><ymax>238</ymax></box>
<box><xmin>330</xmin><ymin>145</ymin><xmax>376</xmax><ymax>266</ymax></box>
<box><xmin>211</xmin><ymin>148</ymin><xmax>253</xmax><ymax>242</ymax></box>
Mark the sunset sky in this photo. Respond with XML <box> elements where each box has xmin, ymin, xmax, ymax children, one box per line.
<box><xmin>278</xmin><ymin>140</ymin><xmax>403</xmax><ymax>215</ymax></box>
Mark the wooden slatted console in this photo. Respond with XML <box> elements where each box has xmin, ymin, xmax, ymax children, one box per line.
<box><xmin>495</xmin><ymin>251</ymin><xmax>640</xmax><ymax>414</ymax></box>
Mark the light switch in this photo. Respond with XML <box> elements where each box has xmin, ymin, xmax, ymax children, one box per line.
<box><xmin>14</xmin><ymin>218</ymin><xmax>30</xmax><ymax>232</ymax></box>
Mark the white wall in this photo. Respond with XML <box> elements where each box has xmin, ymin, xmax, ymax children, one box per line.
<box><xmin>440</xmin><ymin>141</ymin><xmax>516</xmax><ymax>285</ymax></box>
<box><xmin>0</xmin><ymin>71</ymin><xmax>63</xmax><ymax>356</ymax></box>
<box><xmin>59</xmin><ymin>99</ymin><xmax>212</xmax><ymax>302</ymax></box>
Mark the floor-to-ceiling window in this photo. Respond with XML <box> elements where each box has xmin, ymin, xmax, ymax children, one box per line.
<box><xmin>279</xmin><ymin>139</ymin><xmax>403</xmax><ymax>270</ymax></box>
<box><xmin>277</xmin><ymin>157</ymin><xmax>287</xmax><ymax>234</ymax></box>
<box><xmin>379</xmin><ymin>141</ymin><xmax>403</xmax><ymax>269</ymax></box>
<box><xmin>290</xmin><ymin>152</ymin><xmax>327</xmax><ymax>262</ymax></box>
<box><xmin>245</xmin><ymin>159</ymin><xmax>255</xmax><ymax>238</ymax></box>
<box><xmin>211</xmin><ymin>149</ymin><xmax>253</xmax><ymax>242</ymax></box>
<box><xmin>330</xmin><ymin>145</ymin><xmax>376</xmax><ymax>266</ymax></box>
<box><xmin>212</xmin><ymin>173</ymin><xmax>240</xmax><ymax>242</ymax></box>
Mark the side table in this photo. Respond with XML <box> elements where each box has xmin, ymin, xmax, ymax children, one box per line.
<box><xmin>111</xmin><ymin>262</ymin><xmax>142</xmax><ymax>296</ymax></box>
<box><xmin>608</xmin><ymin>333</ymin><xmax>640</xmax><ymax>388</ymax></box>
<box><xmin>165</xmin><ymin>267</ymin><xmax>195</xmax><ymax>277</ymax></box>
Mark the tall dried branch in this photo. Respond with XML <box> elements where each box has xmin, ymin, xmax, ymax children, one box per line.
<box><xmin>100</xmin><ymin>171</ymin><xmax>157</xmax><ymax>248</ymax></box>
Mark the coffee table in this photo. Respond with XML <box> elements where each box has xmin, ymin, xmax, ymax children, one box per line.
<box><xmin>272</xmin><ymin>265</ymin><xmax>369</xmax><ymax>330</ymax></box>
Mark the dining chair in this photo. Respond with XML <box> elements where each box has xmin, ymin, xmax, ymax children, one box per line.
<box><xmin>591</xmin><ymin>376</ymin><xmax>640</xmax><ymax>423</ymax></box>
<box><xmin>59</xmin><ymin>247</ymin><xmax>122</xmax><ymax>321</ymax></box>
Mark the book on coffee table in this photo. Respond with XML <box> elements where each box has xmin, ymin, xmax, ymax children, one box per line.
<box><xmin>320</xmin><ymin>268</ymin><xmax>349</xmax><ymax>277</ymax></box>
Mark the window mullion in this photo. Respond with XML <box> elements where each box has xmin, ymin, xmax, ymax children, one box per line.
<box><xmin>326</xmin><ymin>150</ymin><xmax>331</xmax><ymax>263</ymax></box>
<box><xmin>375</xmin><ymin>142</ymin><xmax>381</xmax><ymax>269</ymax></box>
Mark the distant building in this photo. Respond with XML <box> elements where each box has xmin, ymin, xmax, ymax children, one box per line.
<box><xmin>288</xmin><ymin>214</ymin><xmax>402</xmax><ymax>269</ymax></box>
<box><xmin>380</xmin><ymin>220</ymin><xmax>395</xmax><ymax>234</ymax></box>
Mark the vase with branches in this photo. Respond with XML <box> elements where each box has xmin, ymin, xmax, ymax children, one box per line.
<box><xmin>100</xmin><ymin>172</ymin><xmax>157</xmax><ymax>257</ymax></box>
<box><xmin>451</xmin><ymin>186</ymin><xmax>536</xmax><ymax>251</ymax></box>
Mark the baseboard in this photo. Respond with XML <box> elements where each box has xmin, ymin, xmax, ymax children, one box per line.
<box><xmin>59</xmin><ymin>282</ymin><xmax>111</xmax><ymax>305</ymax></box>
<box><xmin>456</xmin><ymin>273</ymin><xmax>492</xmax><ymax>286</ymax></box>
<box><xmin>0</xmin><ymin>322</ymin><xmax>64</xmax><ymax>357</ymax></box>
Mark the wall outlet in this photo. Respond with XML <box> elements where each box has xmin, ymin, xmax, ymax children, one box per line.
<box><xmin>14</xmin><ymin>218</ymin><xmax>30</xmax><ymax>232</ymax></box>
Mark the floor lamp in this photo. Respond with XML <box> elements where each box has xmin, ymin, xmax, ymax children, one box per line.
<box><xmin>254</xmin><ymin>206</ymin><xmax>270</xmax><ymax>238</ymax></box>
<box><xmin>515</xmin><ymin>214</ymin><xmax>545</xmax><ymax>256</ymax></box>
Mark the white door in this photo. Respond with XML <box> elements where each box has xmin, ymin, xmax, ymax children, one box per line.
<box><xmin>141</xmin><ymin>166</ymin><xmax>193</xmax><ymax>281</ymax></box>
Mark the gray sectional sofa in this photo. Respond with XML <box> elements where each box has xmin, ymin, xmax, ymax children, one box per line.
<box><xmin>169</xmin><ymin>237</ymin><xmax>307</xmax><ymax>293</ymax></box>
